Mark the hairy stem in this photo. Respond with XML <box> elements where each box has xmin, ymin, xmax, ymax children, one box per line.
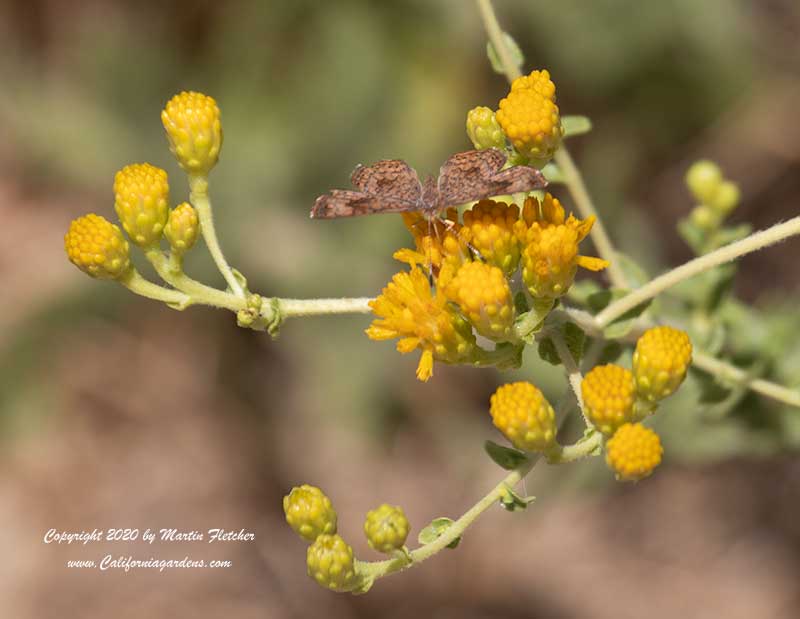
<box><xmin>475</xmin><ymin>0</ymin><xmax>522</xmax><ymax>80</ymax></box>
<box><xmin>119</xmin><ymin>269</ymin><xmax>190</xmax><ymax>306</ymax></box>
<box><xmin>276</xmin><ymin>297</ymin><xmax>373</xmax><ymax>317</ymax></box>
<box><xmin>189</xmin><ymin>174</ymin><xmax>246</xmax><ymax>298</ymax></box>
<box><xmin>596</xmin><ymin>215</ymin><xmax>800</xmax><ymax>328</ymax></box>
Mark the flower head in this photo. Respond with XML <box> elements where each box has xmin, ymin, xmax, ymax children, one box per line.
<box><xmin>489</xmin><ymin>382</ymin><xmax>557</xmax><ymax>453</ymax></box>
<box><xmin>283</xmin><ymin>485</ymin><xmax>338</xmax><ymax>543</ymax></box>
<box><xmin>393</xmin><ymin>209</ymin><xmax>467</xmax><ymax>274</ymax></box>
<box><xmin>161</xmin><ymin>91</ymin><xmax>223</xmax><ymax>175</ymax></box>
<box><xmin>445</xmin><ymin>261</ymin><xmax>515</xmax><ymax>342</ymax></box>
<box><xmin>518</xmin><ymin>194</ymin><xmax>608</xmax><ymax>300</ymax></box>
<box><xmin>633</xmin><ymin>326</ymin><xmax>692</xmax><ymax>403</ymax></box>
<box><xmin>605</xmin><ymin>422</ymin><xmax>663</xmax><ymax>481</ymax></box>
<box><xmin>366</xmin><ymin>266</ymin><xmax>478</xmax><ymax>382</ymax></box>
<box><xmin>461</xmin><ymin>199</ymin><xmax>522</xmax><ymax>276</ymax></box>
<box><xmin>64</xmin><ymin>214</ymin><xmax>132</xmax><ymax>280</ymax></box>
<box><xmin>581</xmin><ymin>364</ymin><xmax>637</xmax><ymax>436</ymax></box>
<box><xmin>164</xmin><ymin>202</ymin><xmax>200</xmax><ymax>255</ymax></box>
<box><xmin>466</xmin><ymin>106</ymin><xmax>506</xmax><ymax>151</ymax></box>
<box><xmin>306</xmin><ymin>534</ymin><xmax>359</xmax><ymax>592</ymax></box>
<box><xmin>113</xmin><ymin>163</ymin><xmax>170</xmax><ymax>248</ymax></box>
<box><xmin>496</xmin><ymin>69</ymin><xmax>564</xmax><ymax>165</ymax></box>
<box><xmin>364</xmin><ymin>504</ymin><xmax>410</xmax><ymax>554</ymax></box>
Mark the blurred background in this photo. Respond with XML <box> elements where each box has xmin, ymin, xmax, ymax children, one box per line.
<box><xmin>1</xmin><ymin>1</ymin><xmax>800</xmax><ymax>617</ymax></box>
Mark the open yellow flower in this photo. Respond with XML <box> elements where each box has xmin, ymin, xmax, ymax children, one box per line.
<box><xmin>393</xmin><ymin>209</ymin><xmax>468</xmax><ymax>275</ymax></box>
<box><xmin>518</xmin><ymin>194</ymin><xmax>608</xmax><ymax>299</ymax></box>
<box><xmin>366</xmin><ymin>266</ymin><xmax>478</xmax><ymax>382</ymax></box>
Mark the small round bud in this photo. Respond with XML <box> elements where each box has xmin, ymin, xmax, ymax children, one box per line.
<box><xmin>709</xmin><ymin>180</ymin><xmax>740</xmax><ymax>215</ymax></box>
<box><xmin>113</xmin><ymin>163</ymin><xmax>170</xmax><ymax>247</ymax></box>
<box><xmin>489</xmin><ymin>382</ymin><xmax>557</xmax><ymax>452</ymax></box>
<box><xmin>461</xmin><ymin>199</ymin><xmax>522</xmax><ymax>276</ymax></box>
<box><xmin>161</xmin><ymin>91</ymin><xmax>223</xmax><ymax>175</ymax></box>
<box><xmin>164</xmin><ymin>202</ymin><xmax>200</xmax><ymax>255</ymax></box>
<box><xmin>581</xmin><ymin>364</ymin><xmax>636</xmax><ymax>436</ymax></box>
<box><xmin>496</xmin><ymin>69</ymin><xmax>563</xmax><ymax>165</ymax></box>
<box><xmin>364</xmin><ymin>504</ymin><xmax>410</xmax><ymax>554</ymax></box>
<box><xmin>64</xmin><ymin>214</ymin><xmax>132</xmax><ymax>280</ymax></box>
<box><xmin>689</xmin><ymin>205</ymin><xmax>717</xmax><ymax>231</ymax></box>
<box><xmin>685</xmin><ymin>160</ymin><xmax>722</xmax><ymax>205</ymax></box>
<box><xmin>633</xmin><ymin>326</ymin><xmax>692</xmax><ymax>403</ymax></box>
<box><xmin>444</xmin><ymin>261</ymin><xmax>515</xmax><ymax>342</ymax></box>
<box><xmin>306</xmin><ymin>534</ymin><xmax>359</xmax><ymax>592</ymax></box>
<box><xmin>605</xmin><ymin>422</ymin><xmax>663</xmax><ymax>481</ymax></box>
<box><xmin>466</xmin><ymin>106</ymin><xmax>506</xmax><ymax>151</ymax></box>
<box><xmin>283</xmin><ymin>485</ymin><xmax>337</xmax><ymax>543</ymax></box>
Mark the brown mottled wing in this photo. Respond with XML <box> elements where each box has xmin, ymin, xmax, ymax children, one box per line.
<box><xmin>310</xmin><ymin>190</ymin><xmax>420</xmax><ymax>219</ymax></box>
<box><xmin>436</xmin><ymin>148</ymin><xmax>547</xmax><ymax>207</ymax></box>
<box><xmin>350</xmin><ymin>159</ymin><xmax>422</xmax><ymax>203</ymax></box>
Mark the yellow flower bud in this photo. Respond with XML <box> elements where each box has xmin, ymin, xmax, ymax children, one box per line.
<box><xmin>306</xmin><ymin>534</ymin><xmax>359</xmax><ymax>592</ymax></box>
<box><xmin>466</xmin><ymin>106</ymin><xmax>506</xmax><ymax>151</ymax></box>
<box><xmin>489</xmin><ymin>382</ymin><xmax>557</xmax><ymax>453</ymax></box>
<box><xmin>461</xmin><ymin>199</ymin><xmax>521</xmax><ymax>276</ymax></box>
<box><xmin>283</xmin><ymin>485</ymin><xmax>338</xmax><ymax>543</ymax></box>
<box><xmin>445</xmin><ymin>261</ymin><xmax>515</xmax><ymax>342</ymax></box>
<box><xmin>605</xmin><ymin>423</ymin><xmax>663</xmax><ymax>481</ymax></box>
<box><xmin>161</xmin><ymin>91</ymin><xmax>223</xmax><ymax>175</ymax></box>
<box><xmin>496</xmin><ymin>69</ymin><xmax>564</xmax><ymax>165</ymax></box>
<box><xmin>581</xmin><ymin>364</ymin><xmax>637</xmax><ymax>436</ymax></box>
<box><xmin>393</xmin><ymin>210</ymin><xmax>467</xmax><ymax>274</ymax></box>
<box><xmin>64</xmin><ymin>214</ymin><xmax>132</xmax><ymax>280</ymax></box>
<box><xmin>685</xmin><ymin>160</ymin><xmax>722</xmax><ymax>205</ymax></box>
<box><xmin>164</xmin><ymin>202</ymin><xmax>200</xmax><ymax>255</ymax></box>
<box><xmin>633</xmin><ymin>326</ymin><xmax>692</xmax><ymax>403</ymax></box>
<box><xmin>113</xmin><ymin>163</ymin><xmax>170</xmax><ymax>247</ymax></box>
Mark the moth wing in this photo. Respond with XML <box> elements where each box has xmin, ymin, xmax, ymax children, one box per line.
<box><xmin>438</xmin><ymin>148</ymin><xmax>547</xmax><ymax>206</ymax></box>
<box><xmin>350</xmin><ymin>159</ymin><xmax>422</xmax><ymax>203</ymax></box>
<box><xmin>310</xmin><ymin>190</ymin><xmax>420</xmax><ymax>219</ymax></box>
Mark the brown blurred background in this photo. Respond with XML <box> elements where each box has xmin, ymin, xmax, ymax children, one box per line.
<box><xmin>1</xmin><ymin>1</ymin><xmax>800</xmax><ymax>617</ymax></box>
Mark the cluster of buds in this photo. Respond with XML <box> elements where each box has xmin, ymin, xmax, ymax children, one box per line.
<box><xmin>283</xmin><ymin>486</ymin><xmax>411</xmax><ymax>592</ymax></box>
<box><xmin>581</xmin><ymin>326</ymin><xmax>692</xmax><ymax>480</ymax></box>
<box><xmin>64</xmin><ymin>92</ymin><xmax>219</xmax><ymax>290</ymax></box>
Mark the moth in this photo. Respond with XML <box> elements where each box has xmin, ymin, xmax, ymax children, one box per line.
<box><xmin>310</xmin><ymin>147</ymin><xmax>547</xmax><ymax>220</ymax></box>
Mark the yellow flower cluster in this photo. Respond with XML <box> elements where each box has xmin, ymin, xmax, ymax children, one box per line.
<box><xmin>496</xmin><ymin>69</ymin><xmax>564</xmax><ymax>165</ymax></box>
<box><xmin>489</xmin><ymin>382</ymin><xmax>557</xmax><ymax>453</ymax></box>
<box><xmin>283</xmin><ymin>484</ymin><xmax>338</xmax><ymax>543</ymax></box>
<box><xmin>519</xmin><ymin>194</ymin><xmax>609</xmax><ymax>300</ymax></box>
<box><xmin>582</xmin><ymin>364</ymin><xmax>637</xmax><ymax>437</ymax></box>
<box><xmin>161</xmin><ymin>91</ymin><xmax>223</xmax><ymax>175</ymax></box>
<box><xmin>445</xmin><ymin>262</ymin><xmax>515</xmax><ymax>342</ymax></box>
<box><xmin>363</xmin><ymin>504</ymin><xmax>410</xmax><ymax>554</ymax></box>
<box><xmin>605</xmin><ymin>423</ymin><xmax>663</xmax><ymax>481</ymax></box>
<box><xmin>113</xmin><ymin>163</ymin><xmax>170</xmax><ymax>248</ymax></box>
<box><xmin>165</xmin><ymin>202</ymin><xmax>200</xmax><ymax>255</ymax></box>
<box><xmin>633</xmin><ymin>326</ymin><xmax>693</xmax><ymax>403</ymax></box>
<box><xmin>366</xmin><ymin>267</ymin><xmax>478</xmax><ymax>382</ymax></box>
<box><xmin>369</xmin><ymin>192</ymin><xmax>607</xmax><ymax>380</ymax></box>
<box><xmin>306</xmin><ymin>534</ymin><xmax>359</xmax><ymax>592</ymax></box>
<box><xmin>64</xmin><ymin>214</ymin><xmax>131</xmax><ymax>280</ymax></box>
<box><xmin>460</xmin><ymin>199</ymin><xmax>522</xmax><ymax>276</ymax></box>
<box><xmin>466</xmin><ymin>106</ymin><xmax>506</xmax><ymax>151</ymax></box>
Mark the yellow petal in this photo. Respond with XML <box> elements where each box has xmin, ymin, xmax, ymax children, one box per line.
<box><xmin>396</xmin><ymin>337</ymin><xmax>421</xmax><ymax>353</ymax></box>
<box><xmin>365</xmin><ymin>325</ymin><xmax>399</xmax><ymax>341</ymax></box>
<box><xmin>416</xmin><ymin>349</ymin><xmax>434</xmax><ymax>382</ymax></box>
<box><xmin>577</xmin><ymin>255</ymin><xmax>610</xmax><ymax>271</ymax></box>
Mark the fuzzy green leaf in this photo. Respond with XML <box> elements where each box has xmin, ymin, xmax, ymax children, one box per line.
<box><xmin>484</xmin><ymin>440</ymin><xmax>529</xmax><ymax>470</ymax></box>
<box><xmin>562</xmin><ymin>115</ymin><xmax>592</xmax><ymax>138</ymax></box>
<box><xmin>486</xmin><ymin>32</ymin><xmax>524</xmax><ymax>75</ymax></box>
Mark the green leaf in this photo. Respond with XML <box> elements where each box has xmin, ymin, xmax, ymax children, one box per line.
<box><xmin>540</xmin><ymin>161</ymin><xmax>564</xmax><ymax>184</ymax></box>
<box><xmin>566</xmin><ymin>279</ymin><xmax>603</xmax><ymax>306</ymax></box>
<box><xmin>418</xmin><ymin>517</ymin><xmax>460</xmax><ymax>549</ymax></box>
<box><xmin>499</xmin><ymin>484</ymin><xmax>536</xmax><ymax>512</ymax></box>
<box><xmin>484</xmin><ymin>440</ymin><xmax>529</xmax><ymax>470</ymax></box>
<box><xmin>563</xmin><ymin>322</ymin><xmax>585</xmax><ymax>364</ymax></box>
<box><xmin>513</xmin><ymin>291</ymin><xmax>530</xmax><ymax>314</ymax></box>
<box><xmin>586</xmin><ymin>289</ymin><xmax>617</xmax><ymax>313</ymax></box>
<box><xmin>677</xmin><ymin>218</ymin><xmax>706</xmax><ymax>255</ymax></box>
<box><xmin>562</xmin><ymin>115</ymin><xmax>592</xmax><ymax>138</ymax></box>
<box><xmin>595</xmin><ymin>340</ymin><xmax>624</xmax><ymax>365</ymax></box>
<box><xmin>588</xmin><ymin>288</ymin><xmax>651</xmax><ymax>339</ymax></box>
<box><xmin>537</xmin><ymin>337</ymin><xmax>560</xmax><ymax>366</ymax></box>
<box><xmin>486</xmin><ymin>32</ymin><xmax>524</xmax><ymax>75</ymax></box>
<box><xmin>615</xmin><ymin>253</ymin><xmax>650</xmax><ymax>288</ymax></box>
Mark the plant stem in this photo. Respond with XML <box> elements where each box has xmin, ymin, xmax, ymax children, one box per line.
<box><xmin>144</xmin><ymin>248</ymin><xmax>246</xmax><ymax>312</ymax></box>
<box><xmin>475</xmin><ymin>0</ymin><xmax>522</xmax><ymax>80</ymax></box>
<box><xmin>693</xmin><ymin>351</ymin><xmax>800</xmax><ymax>408</ymax></box>
<box><xmin>119</xmin><ymin>269</ymin><xmax>190</xmax><ymax>306</ymax></box>
<box><xmin>595</xmin><ymin>215</ymin><xmax>800</xmax><ymax>328</ymax></box>
<box><xmin>276</xmin><ymin>297</ymin><xmax>373</xmax><ymax>317</ymax></box>
<box><xmin>188</xmin><ymin>174</ymin><xmax>246</xmax><ymax>298</ymax></box>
